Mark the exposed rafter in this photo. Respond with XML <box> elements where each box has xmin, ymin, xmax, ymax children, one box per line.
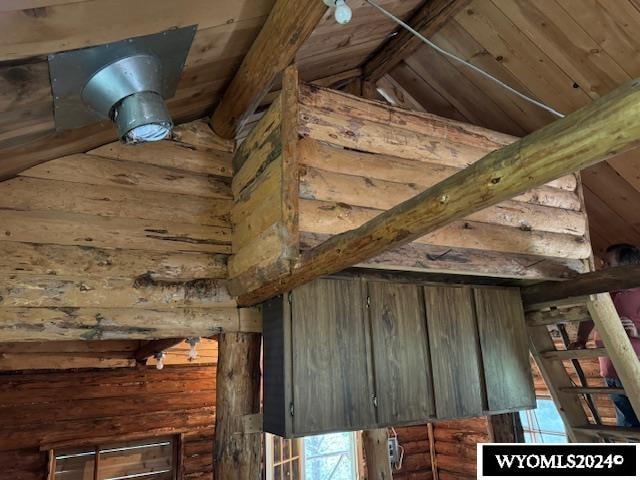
<box><xmin>362</xmin><ymin>0</ymin><xmax>470</xmax><ymax>82</ymax></box>
<box><xmin>238</xmin><ymin>79</ymin><xmax>640</xmax><ymax>305</ymax></box>
<box><xmin>210</xmin><ymin>0</ymin><xmax>328</xmax><ymax>139</ymax></box>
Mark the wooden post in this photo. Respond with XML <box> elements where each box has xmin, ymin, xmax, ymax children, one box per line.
<box><xmin>362</xmin><ymin>428</ymin><xmax>392</xmax><ymax>480</ymax></box>
<box><xmin>587</xmin><ymin>293</ymin><xmax>640</xmax><ymax>420</ymax></box>
<box><xmin>213</xmin><ymin>332</ymin><xmax>262</xmax><ymax>480</ymax></box>
<box><xmin>487</xmin><ymin>413</ymin><xmax>524</xmax><ymax>443</ymax></box>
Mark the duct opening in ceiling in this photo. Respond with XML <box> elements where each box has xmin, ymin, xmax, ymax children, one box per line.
<box><xmin>49</xmin><ymin>26</ymin><xmax>196</xmax><ymax>144</ymax></box>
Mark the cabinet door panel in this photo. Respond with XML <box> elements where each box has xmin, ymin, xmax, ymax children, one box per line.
<box><xmin>368</xmin><ymin>282</ymin><xmax>434</xmax><ymax>424</ymax></box>
<box><xmin>291</xmin><ymin>278</ymin><xmax>376</xmax><ymax>435</ymax></box>
<box><xmin>424</xmin><ymin>285</ymin><xmax>484</xmax><ymax>418</ymax></box>
<box><xmin>474</xmin><ymin>288</ymin><xmax>536</xmax><ymax>412</ymax></box>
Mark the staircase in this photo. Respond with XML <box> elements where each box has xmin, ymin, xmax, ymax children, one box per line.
<box><xmin>525</xmin><ymin>295</ymin><xmax>640</xmax><ymax>443</ymax></box>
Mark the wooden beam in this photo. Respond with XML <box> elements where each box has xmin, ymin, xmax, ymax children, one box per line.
<box><xmin>362</xmin><ymin>0</ymin><xmax>470</xmax><ymax>82</ymax></box>
<box><xmin>362</xmin><ymin>428</ymin><xmax>392</xmax><ymax>480</ymax></box>
<box><xmin>522</xmin><ymin>264</ymin><xmax>640</xmax><ymax>306</ymax></box>
<box><xmin>134</xmin><ymin>338</ymin><xmax>184</xmax><ymax>363</ymax></box>
<box><xmin>238</xmin><ymin>79</ymin><xmax>640</xmax><ymax>305</ymax></box>
<box><xmin>213</xmin><ymin>332</ymin><xmax>262</xmax><ymax>479</ymax></box>
<box><xmin>0</xmin><ymin>307</ymin><xmax>262</xmax><ymax>342</ymax></box>
<box><xmin>587</xmin><ymin>293</ymin><xmax>640</xmax><ymax>424</ymax></box>
<box><xmin>210</xmin><ymin>0</ymin><xmax>327</xmax><ymax>139</ymax></box>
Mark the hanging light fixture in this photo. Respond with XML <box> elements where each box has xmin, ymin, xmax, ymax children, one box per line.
<box><xmin>154</xmin><ymin>351</ymin><xmax>166</xmax><ymax>370</ymax></box>
<box><xmin>186</xmin><ymin>337</ymin><xmax>200</xmax><ymax>361</ymax></box>
<box><xmin>48</xmin><ymin>26</ymin><xmax>196</xmax><ymax>144</ymax></box>
<box><xmin>323</xmin><ymin>0</ymin><xmax>352</xmax><ymax>24</ymax></box>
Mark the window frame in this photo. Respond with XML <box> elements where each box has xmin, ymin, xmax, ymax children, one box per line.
<box><xmin>520</xmin><ymin>397</ymin><xmax>568</xmax><ymax>443</ymax></box>
<box><xmin>47</xmin><ymin>435</ymin><xmax>181</xmax><ymax>480</ymax></box>
<box><xmin>265</xmin><ymin>431</ymin><xmax>361</xmax><ymax>480</ymax></box>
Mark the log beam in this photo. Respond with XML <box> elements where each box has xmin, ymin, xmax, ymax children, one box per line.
<box><xmin>587</xmin><ymin>294</ymin><xmax>640</xmax><ymax>423</ymax></box>
<box><xmin>210</xmin><ymin>0</ymin><xmax>327</xmax><ymax>139</ymax></box>
<box><xmin>362</xmin><ymin>428</ymin><xmax>392</xmax><ymax>480</ymax></box>
<box><xmin>238</xmin><ymin>79</ymin><xmax>640</xmax><ymax>305</ymax></box>
<box><xmin>522</xmin><ymin>264</ymin><xmax>640</xmax><ymax>307</ymax></box>
<box><xmin>362</xmin><ymin>0</ymin><xmax>470</xmax><ymax>82</ymax></box>
<box><xmin>0</xmin><ymin>307</ymin><xmax>262</xmax><ymax>342</ymax></box>
<box><xmin>213</xmin><ymin>332</ymin><xmax>262</xmax><ymax>480</ymax></box>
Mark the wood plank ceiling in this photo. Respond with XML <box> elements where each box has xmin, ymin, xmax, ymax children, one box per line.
<box><xmin>0</xmin><ymin>0</ymin><xmax>421</xmax><ymax>179</ymax></box>
<box><xmin>386</xmin><ymin>0</ymin><xmax>640</xmax><ymax>257</ymax></box>
<box><xmin>2</xmin><ymin>0</ymin><xmax>639</xmax><ymax>259</ymax></box>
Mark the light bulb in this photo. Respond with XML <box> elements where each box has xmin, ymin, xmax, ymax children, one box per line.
<box><xmin>154</xmin><ymin>351</ymin><xmax>165</xmax><ymax>370</ymax></box>
<box><xmin>334</xmin><ymin>0</ymin><xmax>352</xmax><ymax>24</ymax></box>
<box><xmin>186</xmin><ymin>337</ymin><xmax>200</xmax><ymax>361</ymax></box>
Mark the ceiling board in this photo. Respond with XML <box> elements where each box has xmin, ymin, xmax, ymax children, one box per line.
<box><xmin>390</xmin><ymin>0</ymin><xmax>640</xmax><ymax>252</ymax></box>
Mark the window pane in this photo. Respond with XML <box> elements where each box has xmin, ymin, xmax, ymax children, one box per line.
<box><xmin>522</xmin><ymin>398</ymin><xmax>568</xmax><ymax>443</ymax></box>
<box><xmin>535</xmin><ymin>399</ymin><xmax>566</xmax><ymax>433</ymax></box>
<box><xmin>55</xmin><ymin>448</ymin><xmax>96</xmax><ymax>480</ymax></box>
<box><xmin>541</xmin><ymin>433</ymin><xmax>568</xmax><ymax>444</ymax></box>
<box><xmin>303</xmin><ymin>432</ymin><xmax>356</xmax><ymax>480</ymax></box>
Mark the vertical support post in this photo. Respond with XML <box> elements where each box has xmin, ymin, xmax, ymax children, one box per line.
<box><xmin>362</xmin><ymin>428</ymin><xmax>392</xmax><ymax>480</ymax></box>
<box><xmin>213</xmin><ymin>332</ymin><xmax>262</xmax><ymax>480</ymax></box>
<box><xmin>487</xmin><ymin>413</ymin><xmax>524</xmax><ymax>442</ymax></box>
<box><xmin>587</xmin><ymin>293</ymin><xmax>640</xmax><ymax>419</ymax></box>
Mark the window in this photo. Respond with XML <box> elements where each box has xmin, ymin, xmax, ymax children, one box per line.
<box><xmin>519</xmin><ymin>398</ymin><xmax>568</xmax><ymax>443</ymax></box>
<box><xmin>49</xmin><ymin>437</ymin><xmax>177</xmax><ymax>480</ymax></box>
<box><xmin>266</xmin><ymin>432</ymin><xmax>359</xmax><ymax>480</ymax></box>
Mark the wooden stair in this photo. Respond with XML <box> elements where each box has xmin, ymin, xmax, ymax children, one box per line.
<box><xmin>525</xmin><ymin>296</ymin><xmax>637</xmax><ymax>443</ymax></box>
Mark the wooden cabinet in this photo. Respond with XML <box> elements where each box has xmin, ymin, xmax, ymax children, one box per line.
<box><xmin>367</xmin><ymin>282</ymin><xmax>435</xmax><ymax>425</ymax></box>
<box><xmin>263</xmin><ymin>278</ymin><xmax>535</xmax><ymax>438</ymax></box>
<box><xmin>425</xmin><ymin>285</ymin><xmax>485</xmax><ymax>418</ymax></box>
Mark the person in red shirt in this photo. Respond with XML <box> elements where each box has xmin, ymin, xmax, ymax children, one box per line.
<box><xmin>572</xmin><ymin>243</ymin><xmax>640</xmax><ymax>427</ymax></box>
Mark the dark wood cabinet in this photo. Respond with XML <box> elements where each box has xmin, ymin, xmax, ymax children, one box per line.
<box><xmin>263</xmin><ymin>278</ymin><xmax>535</xmax><ymax>438</ymax></box>
<box><xmin>367</xmin><ymin>282</ymin><xmax>435</xmax><ymax>425</ymax></box>
<box><xmin>425</xmin><ymin>285</ymin><xmax>485</xmax><ymax>419</ymax></box>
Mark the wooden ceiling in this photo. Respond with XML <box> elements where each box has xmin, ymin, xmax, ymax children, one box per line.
<box><xmin>0</xmin><ymin>0</ymin><xmax>421</xmax><ymax>179</ymax></box>
<box><xmin>386</xmin><ymin>0</ymin><xmax>640</xmax><ymax>257</ymax></box>
<box><xmin>2</xmin><ymin>0</ymin><xmax>640</xmax><ymax>258</ymax></box>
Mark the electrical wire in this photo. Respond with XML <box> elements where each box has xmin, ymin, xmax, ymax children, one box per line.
<box><xmin>364</xmin><ymin>0</ymin><xmax>566</xmax><ymax>118</ymax></box>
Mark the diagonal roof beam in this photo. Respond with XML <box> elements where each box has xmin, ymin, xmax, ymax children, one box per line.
<box><xmin>210</xmin><ymin>0</ymin><xmax>328</xmax><ymax>139</ymax></box>
<box><xmin>362</xmin><ymin>0</ymin><xmax>470</xmax><ymax>83</ymax></box>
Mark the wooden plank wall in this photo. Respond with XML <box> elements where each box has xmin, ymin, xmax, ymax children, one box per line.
<box><xmin>0</xmin><ymin>120</ymin><xmax>243</xmax><ymax>342</ymax></box>
<box><xmin>295</xmin><ymin>83</ymin><xmax>591</xmax><ymax>280</ymax></box>
<box><xmin>0</xmin><ymin>363</ymin><xmax>216</xmax><ymax>480</ymax></box>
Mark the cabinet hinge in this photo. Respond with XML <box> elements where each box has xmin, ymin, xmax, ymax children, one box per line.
<box><xmin>287</xmin><ymin>292</ymin><xmax>293</xmax><ymax>304</ymax></box>
<box><xmin>289</xmin><ymin>402</ymin><xmax>295</xmax><ymax>417</ymax></box>
<box><xmin>372</xmin><ymin>394</ymin><xmax>378</xmax><ymax>408</ymax></box>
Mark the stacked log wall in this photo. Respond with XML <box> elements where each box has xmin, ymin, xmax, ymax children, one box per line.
<box><xmin>0</xmin><ymin>120</ymin><xmax>254</xmax><ymax>342</ymax></box>
<box><xmin>0</xmin><ymin>363</ymin><xmax>216</xmax><ymax>480</ymax></box>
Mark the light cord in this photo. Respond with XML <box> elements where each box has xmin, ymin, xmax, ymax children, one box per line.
<box><xmin>364</xmin><ymin>0</ymin><xmax>565</xmax><ymax>118</ymax></box>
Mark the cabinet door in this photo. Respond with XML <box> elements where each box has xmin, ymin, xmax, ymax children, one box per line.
<box><xmin>291</xmin><ymin>278</ymin><xmax>376</xmax><ymax>435</ymax></box>
<box><xmin>368</xmin><ymin>282</ymin><xmax>435</xmax><ymax>425</ymax></box>
<box><xmin>474</xmin><ymin>288</ymin><xmax>536</xmax><ymax>412</ymax></box>
<box><xmin>424</xmin><ymin>285</ymin><xmax>484</xmax><ymax>418</ymax></box>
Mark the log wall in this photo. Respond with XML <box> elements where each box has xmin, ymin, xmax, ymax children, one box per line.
<box><xmin>295</xmin><ymin>84</ymin><xmax>591</xmax><ymax>280</ymax></box>
<box><xmin>0</xmin><ymin>363</ymin><xmax>216</xmax><ymax>480</ymax></box>
<box><xmin>0</xmin><ymin>120</ymin><xmax>262</xmax><ymax>342</ymax></box>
